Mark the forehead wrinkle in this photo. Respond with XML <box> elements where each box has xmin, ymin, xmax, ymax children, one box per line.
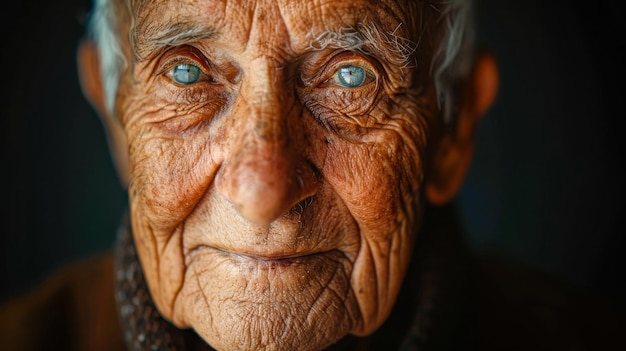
<box><xmin>276</xmin><ymin>1</ymin><xmax>414</xmax><ymax>55</ymax></box>
<box><xmin>126</xmin><ymin>0</ymin><xmax>417</xmax><ymax>66</ymax></box>
<box><xmin>129</xmin><ymin>0</ymin><xmax>227</xmax><ymax>62</ymax></box>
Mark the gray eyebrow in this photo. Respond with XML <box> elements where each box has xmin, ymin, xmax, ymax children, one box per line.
<box><xmin>130</xmin><ymin>20</ymin><xmax>416</xmax><ymax>70</ymax></box>
<box><xmin>131</xmin><ymin>21</ymin><xmax>218</xmax><ymax>61</ymax></box>
<box><xmin>307</xmin><ymin>23</ymin><xmax>417</xmax><ymax>69</ymax></box>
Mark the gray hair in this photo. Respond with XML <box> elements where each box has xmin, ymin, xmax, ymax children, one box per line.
<box><xmin>86</xmin><ymin>0</ymin><xmax>127</xmax><ymax>117</ymax></box>
<box><xmin>86</xmin><ymin>0</ymin><xmax>474</xmax><ymax>123</ymax></box>
<box><xmin>432</xmin><ymin>0</ymin><xmax>475</xmax><ymax>124</ymax></box>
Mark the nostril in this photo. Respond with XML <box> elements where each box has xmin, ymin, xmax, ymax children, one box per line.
<box><xmin>288</xmin><ymin>195</ymin><xmax>315</xmax><ymax>217</ymax></box>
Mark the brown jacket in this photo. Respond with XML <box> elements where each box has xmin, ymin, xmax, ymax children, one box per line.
<box><xmin>0</xmin><ymin>252</ymin><xmax>125</xmax><ymax>351</ymax></box>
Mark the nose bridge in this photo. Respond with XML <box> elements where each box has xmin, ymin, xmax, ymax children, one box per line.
<box><xmin>245</xmin><ymin>56</ymin><xmax>288</xmax><ymax>152</ymax></box>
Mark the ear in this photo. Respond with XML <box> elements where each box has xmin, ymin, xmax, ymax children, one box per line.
<box><xmin>77</xmin><ymin>39</ymin><xmax>131</xmax><ymax>188</ymax></box>
<box><xmin>425</xmin><ymin>50</ymin><xmax>499</xmax><ymax>206</ymax></box>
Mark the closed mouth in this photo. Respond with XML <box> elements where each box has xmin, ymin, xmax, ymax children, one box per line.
<box><xmin>194</xmin><ymin>245</ymin><xmax>327</xmax><ymax>267</ymax></box>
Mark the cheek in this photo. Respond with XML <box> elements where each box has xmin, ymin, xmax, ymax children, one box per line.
<box><xmin>126</xmin><ymin>125</ymin><xmax>217</xmax><ymax>233</ymax></box>
<box><xmin>123</xmin><ymin>124</ymin><xmax>218</xmax><ymax>317</ymax></box>
<box><xmin>323</xmin><ymin>129</ymin><xmax>423</xmax><ymax>237</ymax></box>
<box><xmin>321</xmin><ymin>116</ymin><xmax>427</xmax><ymax>335</ymax></box>
<box><xmin>120</xmin><ymin>75</ymin><xmax>229</xmax><ymax>233</ymax></box>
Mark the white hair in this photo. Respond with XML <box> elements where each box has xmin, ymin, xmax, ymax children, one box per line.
<box><xmin>86</xmin><ymin>0</ymin><xmax>127</xmax><ymax>117</ymax></box>
<box><xmin>432</xmin><ymin>0</ymin><xmax>475</xmax><ymax>124</ymax></box>
<box><xmin>86</xmin><ymin>0</ymin><xmax>474</xmax><ymax>124</ymax></box>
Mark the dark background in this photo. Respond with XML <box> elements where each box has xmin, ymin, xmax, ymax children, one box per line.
<box><xmin>1</xmin><ymin>0</ymin><xmax>624</xmax><ymax>318</ymax></box>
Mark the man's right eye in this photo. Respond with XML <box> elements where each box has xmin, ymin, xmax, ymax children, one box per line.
<box><xmin>171</xmin><ymin>63</ymin><xmax>202</xmax><ymax>84</ymax></box>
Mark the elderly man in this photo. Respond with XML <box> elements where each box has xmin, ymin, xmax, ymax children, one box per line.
<box><xmin>72</xmin><ymin>0</ymin><xmax>498</xmax><ymax>349</ymax></box>
<box><xmin>12</xmin><ymin>0</ymin><xmax>591</xmax><ymax>350</ymax></box>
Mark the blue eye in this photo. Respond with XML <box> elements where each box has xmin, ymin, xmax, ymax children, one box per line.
<box><xmin>172</xmin><ymin>64</ymin><xmax>201</xmax><ymax>84</ymax></box>
<box><xmin>336</xmin><ymin>65</ymin><xmax>367</xmax><ymax>88</ymax></box>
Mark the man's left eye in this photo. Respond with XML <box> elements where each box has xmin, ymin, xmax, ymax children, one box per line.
<box><xmin>171</xmin><ymin>63</ymin><xmax>202</xmax><ymax>84</ymax></box>
<box><xmin>335</xmin><ymin>65</ymin><xmax>368</xmax><ymax>88</ymax></box>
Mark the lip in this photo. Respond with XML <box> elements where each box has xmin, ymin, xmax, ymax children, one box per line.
<box><xmin>225</xmin><ymin>249</ymin><xmax>334</xmax><ymax>270</ymax></box>
<box><xmin>232</xmin><ymin>253</ymin><xmax>310</xmax><ymax>268</ymax></box>
<box><xmin>229</xmin><ymin>249</ymin><xmax>327</xmax><ymax>264</ymax></box>
<box><xmin>234</xmin><ymin>251</ymin><xmax>329</xmax><ymax>266</ymax></box>
<box><xmin>197</xmin><ymin>245</ymin><xmax>326</xmax><ymax>265</ymax></box>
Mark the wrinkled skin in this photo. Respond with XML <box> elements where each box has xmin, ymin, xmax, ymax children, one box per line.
<box><xmin>112</xmin><ymin>0</ymin><xmax>445</xmax><ymax>350</ymax></box>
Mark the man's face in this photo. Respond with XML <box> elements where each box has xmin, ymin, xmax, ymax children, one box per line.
<box><xmin>114</xmin><ymin>0</ymin><xmax>441</xmax><ymax>349</ymax></box>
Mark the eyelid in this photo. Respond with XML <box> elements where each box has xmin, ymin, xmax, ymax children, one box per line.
<box><xmin>158</xmin><ymin>57</ymin><xmax>210</xmax><ymax>78</ymax></box>
<box><xmin>155</xmin><ymin>46</ymin><xmax>212</xmax><ymax>77</ymax></box>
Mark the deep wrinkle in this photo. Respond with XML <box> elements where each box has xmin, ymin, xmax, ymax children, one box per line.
<box><xmin>112</xmin><ymin>1</ymin><xmax>446</xmax><ymax>350</ymax></box>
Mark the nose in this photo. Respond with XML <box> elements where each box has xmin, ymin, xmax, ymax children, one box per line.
<box><xmin>215</xmin><ymin>58</ymin><xmax>317</xmax><ymax>225</ymax></box>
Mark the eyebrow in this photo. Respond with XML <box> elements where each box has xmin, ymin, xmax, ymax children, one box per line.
<box><xmin>308</xmin><ymin>23</ymin><xmax>417</xmax><ymax>69</ymax></box>
<box><xmin>130</xmin><ymin>20</ymin><xmax>416</xmax><ymax>69</ymax></box>
<box><xmin>131</xmin><ymin>21</ymin><xmax>218</xmax><ymax>61</ymax></box>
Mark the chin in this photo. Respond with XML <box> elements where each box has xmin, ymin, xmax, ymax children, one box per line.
<box><xmin>175</xmin><ymin>246</ymin><xmax>361</xmax><ymax>351</ymax></box>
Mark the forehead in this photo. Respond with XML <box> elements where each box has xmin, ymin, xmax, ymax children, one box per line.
<box><xmin>130</xmin><ymin>0</ymin><xmax>417</xmax><ymax>54</ymax></box>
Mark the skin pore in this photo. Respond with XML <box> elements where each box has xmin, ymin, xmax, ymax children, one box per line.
<box><xmin>79</xmin><ymin>0</ymin><xmax>498</xmax><ymax>350</ymax></box>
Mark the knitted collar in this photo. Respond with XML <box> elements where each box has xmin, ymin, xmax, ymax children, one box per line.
<box><xmin>113</xmin><ymin>206</ymin><xmax>470</xmax><ymax>351</ymax></box>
